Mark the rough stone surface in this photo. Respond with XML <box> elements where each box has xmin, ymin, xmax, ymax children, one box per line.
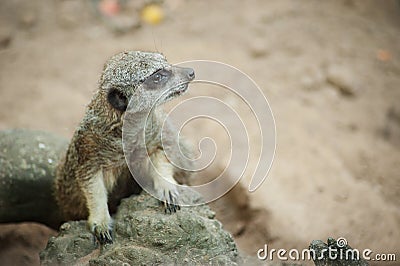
<box><xmin>310</xmin><ymin>238</ymin><xmax>368</xmax><ymax>266</ymax></box>
<box><xmin>40</xmin><ymin>192</ymin><xmax>239</xmax><ymax>265</ymax></box>
<box><xmin>0</xmin><ymin>129</ymin><xmax>241</xmax><ymax>264</ymax></box>
<box><xmin>0</xmin><ymin>129</ymin><xmax>68</xmax><ymax>229</ymax></box>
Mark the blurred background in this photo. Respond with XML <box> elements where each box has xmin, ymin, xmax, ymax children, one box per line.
<box><xmin>0</xmin><ymin>0</ymin><xmax>399</xmax><ymax>265</ymax></box>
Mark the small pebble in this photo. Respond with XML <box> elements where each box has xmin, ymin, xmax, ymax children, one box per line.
<box><xmin>60</xmin><ymin>223</ymin><xmax>71</xmax><ymax>231</ymax></box>
<box><xmin>0</xmin><ymin>28</ymin><xmax>12</xmax><ymax>49</ymax></box>
<box><xmin>326</xmin><ymin>64</ymin><xmax>358</xmax><ymax>97</ymax></box>
<box><xmin>248</xmin><ymin>38</ymin><xmax>268</xmax><ymax>58</ymax></box>
<box><xmin>19</xmin><ymin>12</ymin><xmax>37</xmax><ymax>28</ymax></box>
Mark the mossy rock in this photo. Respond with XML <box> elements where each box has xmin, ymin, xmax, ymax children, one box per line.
<box><xmin>40</xmin><ymin>192</ymin><xmax>239</xmax><ymax>265</ymax></box>
<box><xmin>0</xmin><ymin>129</ymin><xmax>241</xmax><ymax>265</ymax></box>
<box><xmin>0</xmin><ymin>129</ymin><xmax>68</xmax><ymax>228</ymax></box>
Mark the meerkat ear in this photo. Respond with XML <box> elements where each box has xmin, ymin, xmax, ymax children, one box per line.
<box><xmin>107</xmin><ymin>89</ymin><xmax>128</xmax><ymax>112</ymax></box>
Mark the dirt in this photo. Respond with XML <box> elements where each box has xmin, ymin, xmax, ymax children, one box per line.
<box><xmin>0</xmin><ymin>0</ymin><xmax>399</xmax><ymax>265</ymax></box>
<box><xmin>0</xmin><ymin>223</ymin><xmax>56</xmax><ymax>266</ymax></box>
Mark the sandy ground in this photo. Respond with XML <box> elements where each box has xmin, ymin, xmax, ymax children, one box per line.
<box><xmin>0</xmin><ymin>0</ymin><xmax>399</xmax><ymax>265</ymax></box>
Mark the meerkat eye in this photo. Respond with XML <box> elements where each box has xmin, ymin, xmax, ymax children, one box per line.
<box><xmin>107</xmin><ymin>88</ymin><xmax>128</xmax><ymax>112</ymax></box>
<box><xmin>153</xmin><ymin>73</ymin><xmax>162</xmax><ymax>83</ymax></box>
<box><xmin>149</xmin><ymin>69</ymin><xmax>170</xmax><ymax>84</ymax></box>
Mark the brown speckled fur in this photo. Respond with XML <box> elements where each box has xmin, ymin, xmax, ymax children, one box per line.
<box><xmin>54</xmin><ymin>51</ymin><xmax>194</xmax><ymax>243</ymax></box>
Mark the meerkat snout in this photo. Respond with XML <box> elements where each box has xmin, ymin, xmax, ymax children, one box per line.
<box><xmin>186</xmin><ymin>67</ymin><xmax>195</xmax><ymax>79</ymax></box>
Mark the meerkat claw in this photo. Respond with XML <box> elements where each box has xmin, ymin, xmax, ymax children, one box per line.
<box><xmin>92</xmin><ymin>223</ymin><xmax>113</xmax><ymax>245</ymax></box>
<box><xmin>164</xmin><ymin>202</ymin><xmax>179</xmax><ymax>214</ymax></box>
<box><xmin>92</xmin><ymin>234</ymin><xmax>98</xmax><ymax>247</ymax></box>
<box><xmin>96</xmin><ymin>228</ymin><xmax>113</xmax><ymax>245</ymax></box>
<box><xmin>162</xmin><ymin>190</ymin><xmax>181</xmax><ymax>214</ymax></box>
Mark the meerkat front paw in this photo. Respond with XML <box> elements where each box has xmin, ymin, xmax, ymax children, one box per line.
<box><xmin>154</xmin><ymin>181</ymin><xmax>181</xmax><ymax>214</ymax></box>
<box><xmin>162</xmin><ymin>189</ymin><xmax>181</xmax><ymax>214</ymax></box>
<box><xmin>88</xmin><ymin>215</ymin><xmax>113</xmax><ymax>245</ymax></box>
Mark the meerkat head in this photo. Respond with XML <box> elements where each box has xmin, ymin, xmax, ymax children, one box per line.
<box><xmin>100</xmin><ymin>51</ymin><xmax>195</xmax><ymax>113</ymax></box>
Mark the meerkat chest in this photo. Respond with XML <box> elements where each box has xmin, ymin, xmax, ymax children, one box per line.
<box><xmin>99</xmin><ymin>137</ymin><xmax>125</xmax><ymax>166</ymax></box>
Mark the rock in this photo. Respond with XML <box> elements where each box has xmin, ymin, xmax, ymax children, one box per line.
<box><xmin>249</xmin><ymin>38</ymin><xmax>269</xmax><ymax>58</ymax></box>
<box><xmin>310</xmin><ymin>237</ymin><xmax>368</xmax><ymax>266</ymax></box>
<box><xmin>0</xmin><ymin>129</ymin><xmax>68</xmax><ymax>229</ymax></box>
<box><xmin>326</xmin><ymin>64</ymin><xmax>358</xmax><ymax>97</ymax></box>
<box><xmin>0</xmin><ymin>27</ymin><xmax>12</xmax><ymax>49</ymax></box>
<box><xmin>40</xmin><ymin>192</ymin><xmax>239</xmax><ymax>265</ymax></box>
<box><xmin>19</xmin><ymin>12</ymin><xmax>37</xmax><ymax>29</ymax></box>
<box><xmin>382</xmin><ymin>105</ymin><xmax>400</xmax><ymax>147</ymax></box>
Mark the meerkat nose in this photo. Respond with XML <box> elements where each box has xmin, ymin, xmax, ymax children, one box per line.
<box><xmin>186</xmin><ymin>68</ymin><xmax>195</xmax><ymax>80</ymax></box>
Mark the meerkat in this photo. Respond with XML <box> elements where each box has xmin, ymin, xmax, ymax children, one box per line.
<box><xmin>55</xmin><ymin>51</ymin><xmax>195</xmax><ymax>244</ymax></box>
